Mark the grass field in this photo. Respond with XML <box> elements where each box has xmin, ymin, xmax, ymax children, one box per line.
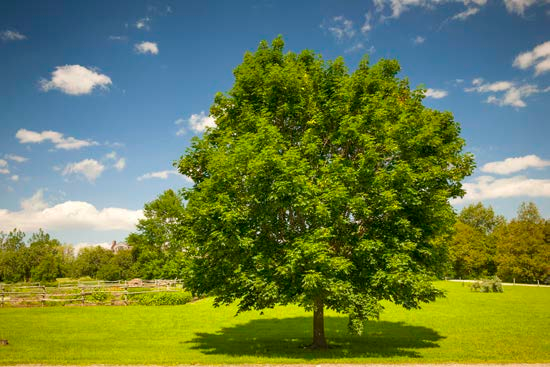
<box><xmin>0</xmin><ymin>281</ymin><xmax>548</xmax><ymax>365</ymax></box>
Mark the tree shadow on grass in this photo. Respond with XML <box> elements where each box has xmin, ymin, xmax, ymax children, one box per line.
<box><xmin>187</xmin><ymin>317</ymin><xmax>443</xmax><ymax>359</ymax></box>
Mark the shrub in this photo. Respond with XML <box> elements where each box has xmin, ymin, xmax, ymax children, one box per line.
<box><xmin>129</xmin><ymin>291</ymin><xmax>193</xmax><ymax>306</ymax></box>
<box><xmin>471</xmin><ymin>276</ymin><xmax>503</xmax><ymax>293</ymax></box>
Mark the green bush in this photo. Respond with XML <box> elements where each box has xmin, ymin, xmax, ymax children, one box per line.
<box><xmin>471</xmin><ymin>276</ymin><xmax>503</xmax><ymax>293</ymax></box>
<box><xmin>129</xmin><ymin>291</ymin><xmax>192</xmax><ymax>306</ymax></box>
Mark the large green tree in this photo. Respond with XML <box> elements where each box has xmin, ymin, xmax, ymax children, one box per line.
<box><xmin>178</xmin><ymin>37</ymin><xmax>474</xmax><ymax>348</ymax></box>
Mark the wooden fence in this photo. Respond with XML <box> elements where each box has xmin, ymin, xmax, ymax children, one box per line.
<box><xmin>0</xmin><ymin>279</ymin><xmax>184</xmax><ymax>307</ymax></box>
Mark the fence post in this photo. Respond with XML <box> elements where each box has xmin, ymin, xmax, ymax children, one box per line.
<box><xmin>80</xmin><ymin>287</ymin><xmax>85</xmax><ymax>306</ymax></box>
<box><xmin>41</xmin><ymin>286</ymin><xmax>46</xmax><ymax>307</ymax></box>
<box><xmin>1</xmin><ymin>286</ymin><xmax>4</xmax><ymax>308</ymax></box>
<box><xmin>123</xmin><ymin>285</ymin><xmax>128</xmax><ymax>306</ymax></box>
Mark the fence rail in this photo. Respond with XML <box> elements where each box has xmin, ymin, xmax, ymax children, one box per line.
<box><xmin>0</xmin><ymin>279</ymin><xmax>185</xmax><ymax>307</ymax></box>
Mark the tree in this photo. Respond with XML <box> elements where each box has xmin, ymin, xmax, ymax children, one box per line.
<box><xmin>448</xmin><ymin>203</ymin><xmax>502</xmax><ymax>278</ymax></box>
<box><xmin>178</xmin><ymin>37</ymin><xmax>474</xmax><ymax>348</ymax></box>
<box><xmin>0</xmin><ymin>229</ymin><xmax>27</xmax><ymax>282</ymax></box>
<box><xmin>126</xmin><ymin>189</ymin><xmax>188</xmax><ymax>279</ymax></box>
<box><xmin>73</xmin><ymin>246</ymin><xmax>114</xmax><ymax>279</ymax></box>
<box><xmin>496</xmin><ymin>202</ymin><xmax>549</xmax><ymax>284</ymax></box>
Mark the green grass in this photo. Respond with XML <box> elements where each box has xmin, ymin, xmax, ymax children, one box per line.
<box><xmin>0</xmin><ymin>281</ymin><xmax>548</xmax><ymax>364</ymax></box>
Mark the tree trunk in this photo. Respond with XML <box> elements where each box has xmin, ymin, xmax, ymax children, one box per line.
<box><xmin>311</xmin><ymin>297</ymin><xmax>328</xmax><ymax>349</ymax></box>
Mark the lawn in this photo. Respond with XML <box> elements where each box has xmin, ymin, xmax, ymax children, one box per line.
<box><xmin>0</xmin><ymin>281</ymin><xmax>548</xmax><ymax>364</ymax></box>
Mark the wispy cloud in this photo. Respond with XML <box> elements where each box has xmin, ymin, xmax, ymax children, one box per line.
<box><xmin>481</xmin><ymin>155</ymin><xmax>550</xmax><ymax>174</ymax></box>
<box><xmin>62</xmin><ymin>159</ymin><xmax>105</xmax><ymax>182</ymax></box>
<box><xmin>137</xmin><ymin>170</ymin><xmax>191</xmax><ymax>182</ymax></box>
<box><xmin>108</xmin><ymin>35</ymin><xmax>127</xmax><ymax>41</ymax></box>
<box><xmin>413</xmin><ymin>36</ymin><xmax>425</xmax><ymax>45</ymax></box>
<box><xmin>323</xmin><ymin>15</ymin><xmax>356</xmax><ymax>41</ymax></box>
<box><xmin>40</xmin><ymin>65</ymin><xmax>112</xmax><ymax>95</ymax></box>
<box><xmin>135</xmin><ymin>41</ymin><xmax>159</xmax><ymax>55</ymax></box>
<box><xmin>374</xmin><ymin>0</ymin><xmax>487</xmax><ymax>19</ymax></box>
<box><xmin>1</xmin><ymin>29</ymin><xmax>27</xmax><ymax>41</ymax></box>
<box><xmin>4</xmin><ymin>154</ymin><xmax>28</xmax><ymax>163</ymax></box>
<box><xmin>452</xmin><ymin>6</ymin><xmax>480</xmax><ymax>20</ymax></box>
<box><xmin>503</xmin><ymin>0</ymin><xmax>543</xmax><ymax>15</ymax></box>
<box><xmin>513</xmin><ymin>40</ymin><xmax>550</xmax><ymax>76</ymax></box>
<box><xmin>135</xmin><ymin>17</ymin><xmax>151</xmax><ymax>30</ymax></box>
<box><xmin>16</xmin><ymin>129</ymin><xmax>98</xmax><ymax>150</ymax></box>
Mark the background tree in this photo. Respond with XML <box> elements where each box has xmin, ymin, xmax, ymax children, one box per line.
<box><xmin>72</xmin><ymin>246</ymin><xmax>114</xmax><ymax>279</ymax></box>
<box><xmin>0</xmin><ymin>229</ymin><xmax>27</xmax><ymax>282</ymax></box>
<box><xmin>178</xmin><ymin>37</ymin><xmax>474</xmax><ymax>348</ymax></box>
<box><xmin>448</xmin><ymin>203</ymin><xmax>503</xmax><ymax>278</ymax></box>
<box><xmin>126</xmin><ymin>189</ymin><xmax>188</xmax><ymax>279</ymax></box>
<box><xmin>496</xmin><ymin>202</ymin><xmax>549</xmax><ymax>284</ymax></box>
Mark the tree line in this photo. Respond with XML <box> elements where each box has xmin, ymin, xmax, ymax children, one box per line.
<box><xmin>1</xmin><ymin>189</ymin><xmax>547</xmax><ymax>285</ymax></box>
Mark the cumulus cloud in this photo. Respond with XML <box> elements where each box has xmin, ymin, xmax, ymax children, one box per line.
<box><xmin>1</xmin><ymin>30</ymin><xmax>27</xmax><ymax>41</ymax></box>
<box><xmin>5</xmin><ymin>154</ymin><xmax>28</xmax><ymax>163</ymax></box>
<box><xmin>135</xmin><ymin>41</ymin><xmax>159</xmax><ymax>55</ymax></box>
<box><xmin>40</xmin><ymin>65</ymin><xmax>112</xmax><ymax>95</ymax></box>
<box><xmin>0</xmin><ymin>190</ymin><xmax>143</xmax><ymax>232</ymax></box>
<box><xmin>10</xmin><ymin>175</ymin><xmax>19</xmax><ymax>182</ymax></box>
<box><xmin>16</xmin><ymin>129</ymin><xmax>98</xmax><ymax>150</ymax></box>
<box><xmin>481</xmin><ymin>155</ymin><xmax>550</xmax><ymax>174</ymax></box>
<box><xmin>62</xmin><ymin>159</ymin><xmax>105</xmax><ymax>182</ymax></box>
<box><xmin>513</xmin><ymin>40</ymin><xmax>550</xmax><ymax>76</ymax></box>
<box><xmin>451</xmin><ymin>175</ymin><xmax>550</xmax><ymax>204</ymax></box>
<box><xmin>424</xmin><ymin>88</ymin><xmax>448</xmax><ymax>99</ymax></box>
<box><xmin>0</xmin><ymin>159</ymin><xmax>7</xmax><ymax>167</ymax></box>
<box><xmin>176</xmin><ymin>111</ymin><xmax>216</xmax><ymax>134</ymax></box>
<box><xmin>361</xmin><ymin>12</ymin><xmax>373</xmax><ymax>35</ymax></box>
<box><xmin>465</xmin><ymin>78</ymin><xmax>547</xmax><ymax>108</ymax></box>
<box><xmin>0</xmin><ymin>159</ymin><xmax>9</xmax><ymax>174</ymax></box>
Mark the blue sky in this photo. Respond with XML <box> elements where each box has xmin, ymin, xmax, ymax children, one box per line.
<box><xmin>1</xmin><ymin>0</ymin><xmax>549</xmax><ymax>247</ymax></box>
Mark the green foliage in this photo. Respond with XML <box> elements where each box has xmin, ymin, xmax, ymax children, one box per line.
<box><xmin>126</xmin><ymin>189</ymin><xmax>189</xmax><ymax>280</ymax></box>
<box><xmin>87</xmin><ymin>289</ymin><xmax>110</xmax><ymax>302</ymax></box>
<box><xmin>495</xmin><ymin>202</ymin><xmax>549</xmax><ymax>284</ymax></box>
<box><xmin>129</xmin><ymin>291</ymin><xmax>193</xmax><ymax>306</ymax></box>
<box><xmin>178</xmin><ymin>36</ymin><xmax>474</xmax><ymax>343</ymax></box>
<box><xmin>72</xmin><ymin>246</ymin><xmax>114</xmax><ymax>279</ymax></box>
<box><xmin>470</xmin><ymin>276</ymin><xmax>503</xmax><ymax>293</ymax></box>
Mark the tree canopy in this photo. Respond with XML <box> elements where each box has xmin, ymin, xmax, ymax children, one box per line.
<box><xmin>178</xmin><ymin>37</ymin><xmax>474</xmax><ymax>348</ymax></box>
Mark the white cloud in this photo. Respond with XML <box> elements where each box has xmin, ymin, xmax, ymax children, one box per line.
<box><xmin>21</xmin><ymin>189</ymin><xmax>49</xmax><ymax>211</ymax></box>
<box><xmin>451</xmin><ymin>175</ymin><xmax>550</xmax><ymax>204</ymax></box>
<box><xmin>136</xmin><ymin>17</ymin><xmax>151</xmax><ymax>30</ymax></box>
<box><xmin>62</xmin><ymin>159</ymin><xmax>105</xmax><ymax>182</ymax></box>
<box><xmin>481</xmin><ymin>155</ymin><xmax>550</xmax><ymax>174</ymax></box>
<box><xmin>40</xmin><ymin>65</ymin><xmax>112</xmax><ymax>95</ymax></box>
<box><xmin>114</xmin><ymin>158</ymin><xmax>126</xmax><ymax>171</ymax></box>
<box><xmin>1</xmin><ymin>30</ymin><xmax>27</xmax><ymax>41</ymax></box>
<box><xmin>176</xmin><ymin>111</ymin><xmax>216</xmax><ymax>134</ymax></box>
<box><xmin>503</xmin><ymin>0</ymin><xmax>541</xmax><ymax>14</ymax></box>
<box><xmin>413</xmin><ymin>36</ymin><xmax>425</xmax><ymax>44</ymax></box>
<box><xmin>452</xmin><ymin>6</ymin><xmax>480</xmax><ymax>20</ymax></box>
<box><xmin>361</xmin><ymin>12</ymin><xmax>373</xmax><ymax>35</ymax></box>
<box><xmin>425</xmin><ymin>88</ymin><xmax>448</xmax><ymax>99</ymax></box>
<box><xmin>0</xmin><ymin>168</ymin><xmax>9</xmax><ymax>175</ymax></box>
<box><xmin>135</xmin><ymin>41</ymin><xmax>159</xmax><ymax>55</ymax></box>
<box><xmin>16</xmin><ymin>129</ymin><xmax>98</xmax><ymax>150</ymax></box>
<box><xmin>0</xmin><ymin>159</ymin><xmax>7</xmax><ymax>167</ymax></box>
<box><xmin>465</xmin><ymin>78</ymin><xmax>547</xmax><ymax>108</ymax></box>
<box><xmin>0</xmin><ymin>191</ymin><xmax>143</xmax><ymax>232</ymax></box>
<box><xmin>10</xmin><ymin>175</ymin><xmax>19</xmax><ymax>182</ymax></box>
<box><xmin>5</xmin><ymin>154</ymin><xmax>28</xmax><ymax>163</ymax></box>
<box><xmin>137</xmin><ymin>170</ymin><xmax>181</xmax><ymax>181</ymax></box>
<box><xmin>105</xmin><ymin>151</ymin><xmax>118</xmax><ymax>160</ymax></box>
<box><xmin>345</xmin><ymin>42</ymin><xmax>365</xmax><ymax>53</ymax></box>
<box><xmin>325</xmin><ymin>16</ymin><xmax>356</xmax><ymax>41</ymax></box>
<box><xmin>513</xmin><ymin>40</ymin><xmax>550</xmax><ymax>76</ymax></box>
